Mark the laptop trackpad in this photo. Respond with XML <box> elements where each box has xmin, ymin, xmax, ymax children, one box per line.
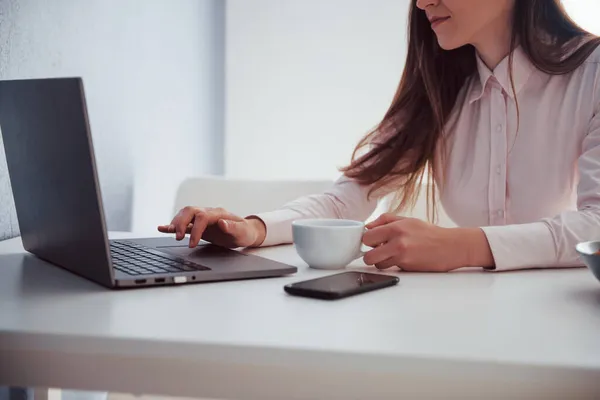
<box><xmin>164</xmin><ymin>244</ymin><xmax>247</xmax><ymax>259</ymax></box>
<box><xmin>126</xmin><ymin>237</ymin><xmax>249</xmax><ymax>269</ymax></box>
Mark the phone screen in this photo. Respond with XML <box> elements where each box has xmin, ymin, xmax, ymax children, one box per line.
<box><xmin>285</xmin><ymin>272</ymin><xmax>399</xmax><ymax>299</ymax></box>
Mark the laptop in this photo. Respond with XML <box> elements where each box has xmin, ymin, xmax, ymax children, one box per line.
<box><xmin>0</xmin><ymin>77</ymin><xmax>297</xmax><ymax>289</ymax></box>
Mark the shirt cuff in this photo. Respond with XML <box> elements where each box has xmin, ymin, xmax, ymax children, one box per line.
<box><xmin>481</xmin><ymin>222</ymin><xmax>560</xmax><ymax>271</ymax></box>
<box><xmin>247</xmin><ymin>209</ymin><xmax>304</xmax><ymax>247</ymax></box>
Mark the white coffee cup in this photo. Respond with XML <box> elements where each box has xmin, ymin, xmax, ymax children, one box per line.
<box><xmin>292</xmin><ymin>219</ymin><xmax>367</xmax><ymax>270</ymax></box>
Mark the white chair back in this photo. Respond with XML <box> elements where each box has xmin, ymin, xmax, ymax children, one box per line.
<box><xmin>173</xmin><ymin>176</ymin><xmax>455</xmax><ymax>227</ymax></box>
<box><xmin>173</xmin><ymin>176</ymin><xmax>333</xmax><ymax>218</ymax></box>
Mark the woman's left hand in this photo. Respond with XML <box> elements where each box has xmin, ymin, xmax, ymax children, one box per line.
<box><xmin>362</xmin><ymin>214</ymin><xmax>494</xmax><ymax>272</ymax></box>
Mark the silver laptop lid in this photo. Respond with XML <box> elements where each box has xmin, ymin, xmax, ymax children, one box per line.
<box><xmin>0</xmin><ymin>78</ymin><xmax>114</xmax><ymax>288</ymax></box>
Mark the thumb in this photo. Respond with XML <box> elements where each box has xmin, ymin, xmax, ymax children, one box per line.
<box><xmin>219</xmin><ymin>219</ymin><xmax>246</xmax><ymax>237</ymax></box>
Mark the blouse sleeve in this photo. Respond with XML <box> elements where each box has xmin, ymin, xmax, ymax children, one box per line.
<box><xmin>253</xmin><ymin>175</ymin><xmax>378</xmax><ymax>247</ymax></box>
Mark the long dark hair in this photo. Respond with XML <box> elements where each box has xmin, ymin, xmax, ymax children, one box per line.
<box><xmin>341</xmin><ymin>0</ymin><xmax>600</xmax><ymax>222</ymax></box>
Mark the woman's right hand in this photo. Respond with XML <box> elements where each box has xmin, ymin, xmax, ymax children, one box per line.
<box><xmin>157</xmin><ymin>207</ymin><xmax>267</xmax><ymax>249</ymax></box>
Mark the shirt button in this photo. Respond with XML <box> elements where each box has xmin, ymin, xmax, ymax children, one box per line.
<box><xmin>497</xmin><ymin>210</ymin><xmax>504</xmax><ymax>218</ymax></box>
<box><xmin>496</xmin><ymin>165</ymin><xmax>502</xmax><ymax>175</ymax></box>
<box><xmin>496</xmin><ymin>124</ymin><xmax>503</xmax><ymax>133</ymax></box>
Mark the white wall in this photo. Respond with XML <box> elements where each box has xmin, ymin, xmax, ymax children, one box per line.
<box><xmin>224</xmin><ymin>0</ymin><xmax>449</xmax><ymax>223</ymax></box>
<box><xmin>225</xmin><ymin>0</ymin><xmax>600</xmax><ymax>181</ymax></box>
<box><xmin>226</xmin><ymin>0</ymin><xmax>410</xmax><ymax>181</ymax></box>
<box><xmin>563</xmin><ymin>0</ymin><xmax>600</xmax><ymax>35</ymax></box>
<box><xmin>0</xmin><ymin>0</ymin><xmax>224</xmax><ymax>234</ymax></box>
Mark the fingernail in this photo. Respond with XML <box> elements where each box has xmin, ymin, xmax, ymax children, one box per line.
<box><xmin>222</xmin><ymin>220</ymin><xmax>229</xmax><ymax>230</ymax></box>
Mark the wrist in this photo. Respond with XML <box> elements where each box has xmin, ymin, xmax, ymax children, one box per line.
<box><xmin>246</xmin><ymin>217</ymin><xmax>267</xmax><ymax>247</ymax></box>
<box><xmin>449</xmin><ymin>227</ymin><xmax>495</xmax><ymax>269</ymax></box>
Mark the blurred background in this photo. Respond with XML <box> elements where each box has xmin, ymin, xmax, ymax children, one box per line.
<box><xmin>0</xmin><ymin>0</ymin><xmax>598</xmax><ymax>238</ymax></box>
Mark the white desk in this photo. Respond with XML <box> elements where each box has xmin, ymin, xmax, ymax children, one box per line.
<box><xmin>1</xmin><ymin>233</ymin><xmax>600</xmax><ymax>399</ymax></box>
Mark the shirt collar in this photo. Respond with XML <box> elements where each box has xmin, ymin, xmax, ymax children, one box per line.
<box><xmin>469</xmin><ymin>46</ymin><xmax>536</xmax><ymax>104</ymax></box>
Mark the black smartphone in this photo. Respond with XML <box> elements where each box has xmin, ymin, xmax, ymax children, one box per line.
<box><xmin>284</xmin><ymin>272</ymin><xmax>399</xmax><ymax>300</ymax></box>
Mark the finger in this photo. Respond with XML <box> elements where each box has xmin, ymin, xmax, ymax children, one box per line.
<box><xmin>363</xmin><ymin>224</ymin><xmax>399</xmax><ymax>247</ymax></box>
<box><xmin>162</xmin><ymin>223</ymin><xmax>192</xmax><ymax>232</ymax></box>
<box><xmin>189</xmin><ymin>214</ymin><xmax>209</xmax><ymax>248</ymax></box>
<box><xmin>189</xmin><ymin>210</ymin><xmax>244</xmax><ymax>247</ymax></box>
<box><xmin>170</xmin><ymin>208</ymin><xmax>198</xmax><ymax>240</ymax></box>
<box><xmin>158</xmin><ymin>223</ymin><xmax>192</xmax><ymax>234</ymax></box>
<box><xmin>366</xmin><ymin>213</ymin><xmax>405</xmax><ymax>229</ymax></box>
<box><xmin>157</xmin><ymin>225</ymin><xmax>174</xmax><ymax>233</ymax></box>
<box><xmin>172</xmin><ymin>207</ymin><xmax>241</xmax><ymax>241</ymax></box>
<box><xmin>375</xmin><ymin>258</ymin><xmax>398</xmax><ymax>270</ymax></box>
<box><xmin>363</xmin><ymin>243</ymin><xmax>398</xmax><ymax>266</ymax></box>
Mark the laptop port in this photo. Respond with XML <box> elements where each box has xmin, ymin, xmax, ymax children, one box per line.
<box><xmin>155</xmin><ymin>278</ymin><xmax>166</xmax><ymax>284</ymax></box>
<box><xmin>134</xmin><ymin>279</ymin><xmax>147</xmax><ymax>285</ymax></box>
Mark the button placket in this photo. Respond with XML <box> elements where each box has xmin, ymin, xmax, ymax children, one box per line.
<box><xmin>488</xmin><ymin>86</ymin><xmax>508</xmax><ymax>225</ymax></box>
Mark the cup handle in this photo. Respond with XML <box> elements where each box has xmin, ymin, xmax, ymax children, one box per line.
<box><xmin>354</xmin><ymin>227</ymin><xmax>371</xmax><ymax>260</ymax></box>
<box><xmin>355</xmin><ymin>227</ymin><xmax>371</xmax><ymax>260</ymax></box>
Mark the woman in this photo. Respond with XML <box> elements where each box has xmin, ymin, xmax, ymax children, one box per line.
<box><xmin>159</xmin><ymin>0</ymin><xmax>600</xmax><ymax>272</ymax></box>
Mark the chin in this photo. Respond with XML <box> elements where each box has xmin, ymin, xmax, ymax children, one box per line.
<box><xmin>435</xmin><ymin>36</ymin><xmax>464</xmax><ymax>51</ymax></box>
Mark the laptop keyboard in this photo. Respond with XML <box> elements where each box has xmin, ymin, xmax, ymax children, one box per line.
<box><xmin>110</xmin><ymin>240</ymin><xmax>211</xmax><ymax>276</ymax></box>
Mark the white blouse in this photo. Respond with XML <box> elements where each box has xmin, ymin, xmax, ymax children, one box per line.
<box><xmin>256</xmin><ymin>46</ymin><xmax>600</xmax><ymax>271</ymax></box>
